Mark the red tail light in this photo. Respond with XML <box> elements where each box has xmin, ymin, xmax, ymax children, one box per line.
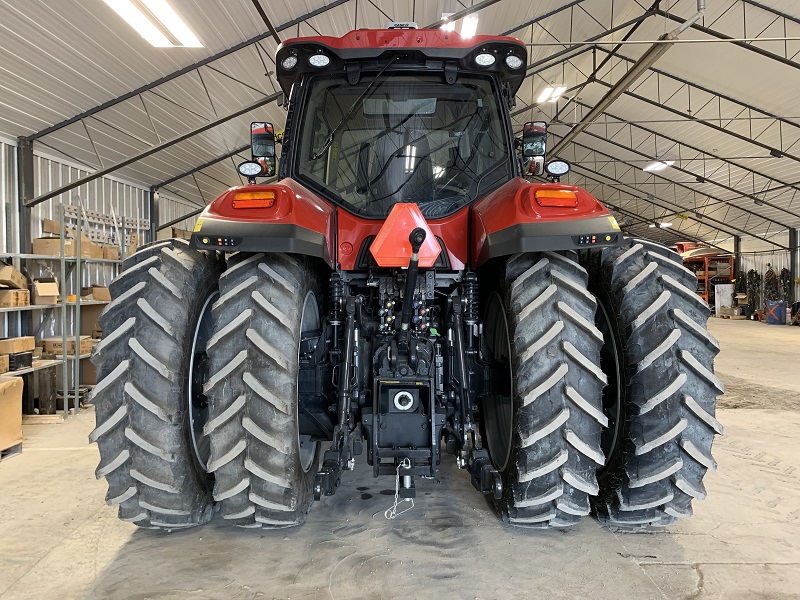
<box><xmin>232</xmin><ymin>190</ymin><xmax>276</xmax><ymax>209</ymax></box>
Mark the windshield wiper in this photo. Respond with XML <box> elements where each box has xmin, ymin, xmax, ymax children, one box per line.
<box><xmin>310</xmin><ymin>58</ymin><xmax>398</xmax><ymax>161</ymax></box>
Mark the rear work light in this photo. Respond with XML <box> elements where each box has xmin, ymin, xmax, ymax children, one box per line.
<box><xmin>231</xmin><ymin>190</ymin><xmax>276</xmax><ymax>209</ymax></box>
<box><xmin>534</xmin><ymin>189</ymin><xmax>578</xmax><ymax>208</ymax></box>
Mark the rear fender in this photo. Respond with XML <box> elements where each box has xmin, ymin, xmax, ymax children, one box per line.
<box><xmin>471</xmin><ymin>178</ymin><xmax>621</xmax><ymax>268</ymax></box>
<box><xmin>190</xmin><ymin>179</ymin><xmax>336</xmax><ymax>267</ymax></box>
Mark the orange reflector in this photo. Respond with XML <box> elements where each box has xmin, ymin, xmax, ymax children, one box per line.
<box><xmin>534</xmin><ymin>189</ymin><xmax>578</xmax><ymax>207</ymax></box>
<box><xmin>370</xmin><ymin>203</ymin><xmax>441</xmax><ymax>268</ymax></box>
<box><xmin>232</xmin><ymin>190</ymin><xmax>276</xmax><ymax>209</ymax></box>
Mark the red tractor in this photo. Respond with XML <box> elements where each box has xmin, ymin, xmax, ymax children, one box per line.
<box><xmin>91</xmin><ymin>24</ymin><xmax>722</xmax><ymax>531</ymax></box>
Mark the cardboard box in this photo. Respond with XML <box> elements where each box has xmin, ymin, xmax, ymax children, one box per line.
<box><xmin>42</xmin><ymin>218</ymin><xmax>61</xmax><ymax>235</ymax></box>
<box><xmin>102</xmin><ymin>245</ymin><xmax>120</xmax><ymax>260</ymax></box>
<box><xmin>0</xmin><ymin>376</ymin><xmax>23</xmax><ymax>451</ymax></box>
<box><xmin>80</xmin><ymin>304</ymin><xmax>103</xmax><ymax>338</ymax></box>
<box><xmin>0</xmin><ymin>264</ymin><xmax>27</xmax><ymax>290</ymax></box>
<box><xmin>33</xmin><ymin>237</ymin><xmax>73</xmax><ymax>257</ymax></box>
<box><xmin>33</xmin><ymin>278</ymin><xmax>59</xmax><ymax>305</ymax></box>
<box><xmin>0</xmin><ymin>289</ymin><xmax>30</xmax><ymax>308</ymax></box>
<box><xmin>81</xmin><ymin>359</ymin><xmax>97</xmax><ymax>386</ymax></box>
<box><xmin>32</xmin><ymin>236</ymin><xmax>102</xmax><ymax>258</ymax></box>
<box><xmin>0</xmin><ymin>337</ymin><xmax>36</xmax><ymax>355</ymax></box>
<box><xmin>92</xmin><ymin>286</ymin><xmax>111</xmax><ymax>302</ymax></box>
<box><xmin>86</xmin><ymin>241</ymin><xmax>104</xmax><ymax>259</ymax></box>
<box><xmin>42</xmin><ymin>336</ymin><xmax>92</xmax><ymax>356</ymax></box>
<box><xmin>0</xmin><ymin>356</ymin><xmax>8</xmax><ymax>375</ymax></box>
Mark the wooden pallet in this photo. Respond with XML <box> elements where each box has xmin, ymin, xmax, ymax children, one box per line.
<box><xmin>22</xmin><ymin>414</ymin><xmax>65</xmax><ymax>424</ymax></box>
<box><xmin>0</xmin><ymin>443</ymin><xmax>22</xmax><ymax>463</ymax></box>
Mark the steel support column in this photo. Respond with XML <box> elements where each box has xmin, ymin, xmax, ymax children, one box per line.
<box><xmin>790</xmin><ymin>228</ymin><xmax>798</xmax><ymax>303</ymax></box>
<box><xmin>16</xmin><ymin>137</ymin><xmax>34</xmax><ymax>254</ymax></box>
<box><xmin>150</xmin><ymin>187</ymin><xmax>159</xmax><ymax>242</ymax></box>
<box><xmin>734</xmin><ymin>235</ymin><xmax>741</xmax><ymax>278</ymax></box>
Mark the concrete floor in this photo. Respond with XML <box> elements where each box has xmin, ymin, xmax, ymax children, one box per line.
<box><xmin>1</xmin><ymin>317</ymin><xmax>799</xmax><ymax>600</ymax></box>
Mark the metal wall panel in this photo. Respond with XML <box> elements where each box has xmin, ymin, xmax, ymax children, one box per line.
<box><xmin>0</xmin><ymin>136</ymin><xmax>18</xmax><ymax>254</ymax></box>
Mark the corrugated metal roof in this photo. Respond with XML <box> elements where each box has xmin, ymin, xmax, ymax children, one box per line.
<box><xmin>0</xmin><ymin>0</ymin><xmax>798</xmax><ymax>246</ymax></box>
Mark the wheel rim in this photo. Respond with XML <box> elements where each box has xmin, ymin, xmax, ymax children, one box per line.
<box><xmin>595</xmin><ymin>298</ymin><xmax>623</xmax><ymax>466</ymax></box>
<box><xmin>298</xmin><ymin>291</ymin><xmax>320</xmax><ymax>473</ymax></box>
<box><xmin>189</xmin><ymin>291</ymin><xmax>218</xmax><ymax>471</ymax></box>
<box><xmin>483</xmin><ymin>291</ymin><xmax>514</xmax><ymax>472</ymax></box>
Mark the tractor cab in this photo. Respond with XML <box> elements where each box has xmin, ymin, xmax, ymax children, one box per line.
<box><xmin>272</xmin><ymin>26</ymin><xmax>528</xmax><ymax>219</ymax></box>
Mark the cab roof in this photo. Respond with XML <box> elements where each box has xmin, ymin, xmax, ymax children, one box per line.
<box><xmin>275</xmin><ymin>28</ymin><xmax>527</xmax><ymax>96</ymax></box>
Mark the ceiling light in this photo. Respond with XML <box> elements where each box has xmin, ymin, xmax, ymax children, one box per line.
<box><xmin>643</xmin><ymin>160</ymin><xmax>675</xmax><ymax>172</ymax></box>
<box><xmin>461</xmin><ymin>15</ymin><xmax>478</xmax><ymax>38</ymax></box>
<box><xmin>660</xmin><ymin>222</ymin><xmax>673</xmax><ymax>228</ymax></box>
<box><xmin>648</xmin><ymin>223</ymin><xmax>657</xmax><ymax>228</ymax></box>
<box><xmin>440</xmin><ymin>13</ymin><xmax>456</xmax><ymax>32</ymax></box>
<box><xmin>140</xmin><ymin>0</ymin><xmax>202</xmax><ymax>47</ymax></box>
<box><xmin>537</xmin><ymin>87</ymin><xmax>554</xmax><ymax>103</ymax></box>
<box><xmin>103</xmin><ymin>0</ymin><xmax>173</xmax><ymax>47</ymax></box>
<box><xmin>549</xmin><ymin>86</ymin><xmax>567</xmax><ymax>102</ymax></box>
<box><xmin>536</xmin><ymin>86</ymin><xmax>567</xmax><ymax>104</ymax></box>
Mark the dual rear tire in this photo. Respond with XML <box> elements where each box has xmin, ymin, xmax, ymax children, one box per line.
<box><xmin>91</xmin><ymin>241</ymin><xmax>320</xmax><ymax>530</ymax></box>
<box><xmin>481</xmin><ymin>241</ymin><xmax>722</xmax><ymax>529</ymax></box>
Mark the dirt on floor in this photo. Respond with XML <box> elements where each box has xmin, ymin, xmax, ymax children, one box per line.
<box><xmin>717</xmin><ymin>371</ymin><xmax>800</xmax><ymax>410</ymax></box>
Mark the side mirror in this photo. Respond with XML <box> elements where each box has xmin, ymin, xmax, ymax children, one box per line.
<box><xmin>521</xmin><ymin>121</ymin><xmax>547</xmax><ymax>177</ymax></box>
<box><xmin>251</xmin><ymin>122</ymin><xmax>276</xmax><ymax>177</ymax></box>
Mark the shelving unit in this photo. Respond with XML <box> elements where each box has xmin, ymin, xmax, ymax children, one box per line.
<box><xmin>684</xmin><ymin>255</ymin><xmax>735</xmax><ymax>307</ymax></box>
<box><xmin>0</xmin><ymin>204</ymin><xmax>123</xmax><ymax>418</ymax></box>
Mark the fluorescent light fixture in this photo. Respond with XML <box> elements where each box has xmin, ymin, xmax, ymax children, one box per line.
<box><xmin>103</xmin><ymin>0</ymin><xmax>202</xmax><ymax>48</ymax></box>
<box><xmin>460</xmin><ymin>15</ymin><xmax>478</xmax><ymax>38</ymax></box>
<box><xmin>440</xmin><ymin>13</ymin><xmax>456</xmax><ymax>31</ymax></box>
<box><xmin>537</xmin><ymin>87</ymin><xmax>554</xmax><ymax>103</ymax></box>
<box><xmin>141</xmin><ymin>0</ymin><xmax>202</xmax><ymax>47</ymax></box>
<box><xmin>549</xmin><ymin>86</ymin><xmax>567</xmax><ymax>102</ymax></box>
<box><xmin>536</xmin><ymin>86</ymin><xmax>567</xmax><ymax>103</ymax></box>
<box><xmin>649</xmin><ymin>221</ymin><xmax>672</xmax><ymax>228</ymax></box>
<box><xmin>643</xmin><ymin>160</ymin><xmax>675</xmax><ymax>172</ymax></box>
<box><xmin>404</xmin><ymin>145</ymin><xmax>417</xmax><ymax>173</ymax></box>
<box><xmin>660</xmin><ymin>222</ymin><xmax>673</xmax><ymax>228</ymax></box>
<box><xmin>103</xmin><ymin>0</ymin><xmax>173</xmax><ymax>47</ymax></box>
<box><xmin>648</xmin><ymin>223</ymin><xmax>657</xmax><ymax>228</ymax></box>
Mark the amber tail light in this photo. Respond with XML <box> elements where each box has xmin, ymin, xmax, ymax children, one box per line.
<box><xmin>534</xmin><ymin>189</ymin><xmax>578</xmax><ymax>208</ymax></box>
